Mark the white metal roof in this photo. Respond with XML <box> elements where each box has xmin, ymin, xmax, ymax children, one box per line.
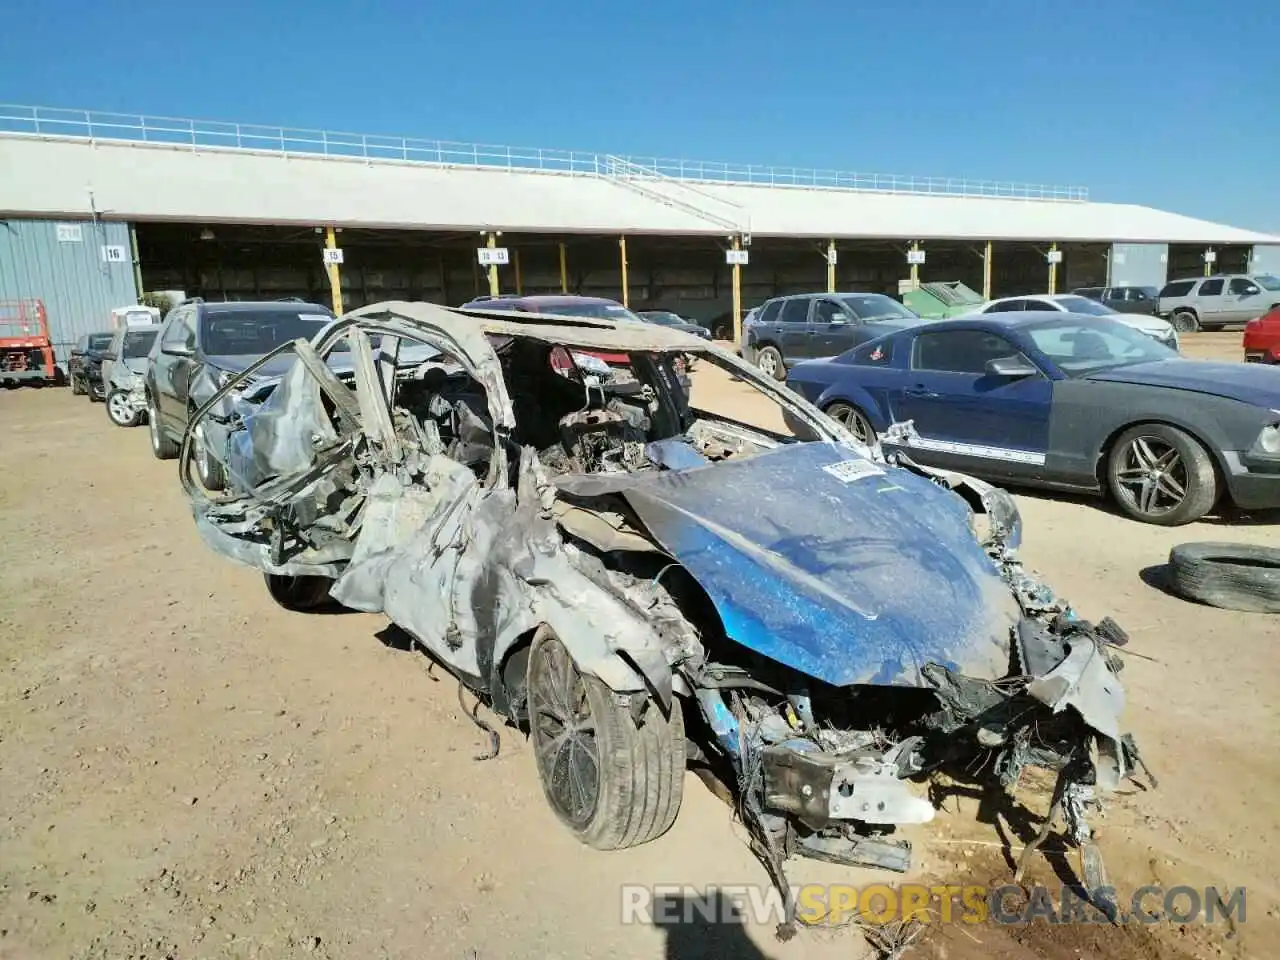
<box><xmin>2</xmin><ymin>134</ymin><xmax>1277</xmax><ymax>246</ymax></box>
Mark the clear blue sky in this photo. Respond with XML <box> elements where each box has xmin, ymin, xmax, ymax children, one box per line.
<box><xmin>2</xmin><ymin>0</ymin><xmax>1277</xmax><ymax>231</ymax></box>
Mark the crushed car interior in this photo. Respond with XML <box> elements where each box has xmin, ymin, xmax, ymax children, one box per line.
<box><xmin>179</xmin><ymin>300</ymin><xmax>1149</xmax><ymax>938</ymax></box>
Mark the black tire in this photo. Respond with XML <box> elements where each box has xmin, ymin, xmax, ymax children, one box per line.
<box><xmin>1106</xmin><ymin>423</ymin><xmax>1217</xmax><ymax>526</ymax></box>
<box><xmin>527</xmin><ymin>631</ymin><xmax>684</xmax><ymax>850</ymax></box>
<box><xmin>88</xmin><ymin>382</ymin><xmax>105</xmax><ymax>403</ymax></box>
<box><xmin>755</xmin><ymin>344</ymin><xmax>786</xmax><ymax>381</ymax></box>
<box><xmin>147</xmin><ymin>395</ymin><xmax>179</xmax><ymax>460</ymax></box>
<box><xmin>106</xmin><ymin>389</ymin><xmax>142</xmax><ymax>427</ymax></box>
<box><xmin>1170</xmin><ymin>310</ymin><xmax>1199</xmax><ymax>334</ymax></box>
<box><xmin>70</xmin><ymin>375</ymin><xmax>85</xmax><ymax>396</ymax></box>
<box><xmin>193</xmin><ymin>423</ymin><xmax>226</xmax><ymax>491</ymax></box>
<box><xmin>264</xmin><ymin>573</ymin><xmax>334</xmax><ymax>612</ymax></box>
<box><xmin>1166</xmin><ymin>542</ymin><xmax>1280</xmax><ymax>613</ymax></box>
<box><xmin>824</xmin><ymin>401</ymin><xmax>876</xmax><ymax>445</ymax></box>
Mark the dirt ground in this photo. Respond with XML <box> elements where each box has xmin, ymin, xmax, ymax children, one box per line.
<box><xmin>1</xmin><ymin>331</ymin><xmax>1277</xmax><ymax>960</ymax></box>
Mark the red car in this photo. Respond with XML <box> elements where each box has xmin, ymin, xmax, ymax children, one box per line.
<box><xmin>1244</xmin><ymin>306</ymin><xmax>1280</xmax><ymax>364</ymax></box>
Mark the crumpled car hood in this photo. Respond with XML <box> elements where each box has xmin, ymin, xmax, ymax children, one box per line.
<box><xmin>558</xmin><ymin>442</ymin><xmax>1019</xmax><ymax>688</ymax></box>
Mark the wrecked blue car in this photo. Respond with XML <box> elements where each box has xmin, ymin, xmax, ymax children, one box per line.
<box><xmin>181</xmin><ymin>301</ymin><xmax>1145</xmax><ymax>934</ymax></box>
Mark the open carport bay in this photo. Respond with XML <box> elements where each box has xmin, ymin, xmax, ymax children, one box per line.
<box><xmin>0</xmin><ymin>333</ymin><xmax>1277</xmax><ymax>960</ymax></box>
<box><xmin>136</xmin><ymin>223</ymin><xmax>1114</xmax><ymax>327</ymax></box>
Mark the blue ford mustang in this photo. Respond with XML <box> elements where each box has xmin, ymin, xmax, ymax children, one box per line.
<box><xmin>786</xmin><ymin>311</ymin><xmax>1280</xmax><ymax>525</ymax></box>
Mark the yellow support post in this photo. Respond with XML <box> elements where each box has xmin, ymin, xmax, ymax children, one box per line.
<box><xmin>514</xmin><ymin>248</ymin><xmax>523</xmax><ymax>295</ymax></box>
<box><xmin>1204</xmin><ymin>248</ymin><xmax>1214</xmax><ymax>277</ymax></box>
<box><xmin>909</xmin><ymin>240</ymin><xmax>921</xmax><ymax>290</ymax></box>
<box><xmin>486</xmin><ymin>232</ymin><xmax>500</xmax><ymax>297</ymax></box>
<box><xmin>731</xmin><ymin>235</ymin><xmax>743</xmax><ymax>346</ymax></box>
<box><xmin>559</xmin><ymin>242</ymin><xmax>568</xmax><ymax>293</ymax></box>
<box><xmin>129</xmin><ymin>223</ymin><xmax>144</xmax><ymax>301</ymax></box>
<box><xmin>619</xmin><ymin>235</ymin><xmax>629</xmax><ymax>307</ymax></box>
<box><xmin>826</xmin><ymin>239</ymin><xmax>837</xmax><ymax>293</ymax></box>
<box><xmin>983</xmin><ymin>240</ymin><xmax>993</xmax><ymax>300</ymax></box>
<box><xmin>325</xmin><ymin>226</ymin><xmax>344</xmax><ymax>316</ymax></box>
<box><xmin>1048</xmin><ymin>242</ymin><xmax>1059</xmax><ymax>295</ymax></box>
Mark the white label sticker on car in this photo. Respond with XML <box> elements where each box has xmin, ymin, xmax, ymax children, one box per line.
<box><xmin>823</xmin><ymin>459</ymin><xmax>885</xmax><ymax>483</ymax></box>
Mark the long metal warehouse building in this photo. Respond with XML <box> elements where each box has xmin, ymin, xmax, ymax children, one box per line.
<box><xmin>2</xmin><ymin>105</ymin><xmax>1279</xmax><ymax>355</ymax></box>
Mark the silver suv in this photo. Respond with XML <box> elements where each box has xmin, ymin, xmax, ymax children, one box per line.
<box><xmin>1157</xmin><ymin>274</ymin><xmax>1280</xmax><ymax>333</ymax></box>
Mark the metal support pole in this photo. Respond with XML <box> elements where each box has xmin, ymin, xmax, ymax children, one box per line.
<box><xmin>731</xmin><ymin>235</ymin><xmax>743</xmax><ymax>346</ymax></box>
<box><xmin>325</xmin><ymin>226</ymin><xmax>344</xmax><ymax>316</ymax></box>
<box><xmin>559</xmin><ymin>242</ymin><xmax>569</xmax><ymax>293</ymax></box>
<box><xmin>486</xmin><ymin>232</ymin><xmax>500</xmax><ymax>297</ymax></box>
<box><xmin>909</xmin><ymin>240</ymin><xmax>921</xmax><ymax>290</ymax></box>
<box><xmin>514</xmin><ymin>247</ymin><xmax>523</xmax><ymax>295</ymax></box>
<box><xmin>1204</xmin><ymin>248</ymin><xmax>1214</xmax><ymax>277</ymax></box>
<box><xmin>619</xmin><ymin>235</ymin><xmax>629</xmax><ymax>307</ymax></box>
<box><xmin>129</xmin><ymin>223</ymin><xmax>144</xmax><ymax>301</ymax></box>
<box><xmin>826</xmin><ymin>239</ymin><xmax>837</xmax><ymax>293</ymax></box>
<box><xmin>1048</xmin><ymin>242</ymin><xmax>1059</xmax><ymax>295</ymax></box>
<box><xmin>983</xmin><ymin>240</ymin><xmax>993</xmax><ymax>300</ymax></box>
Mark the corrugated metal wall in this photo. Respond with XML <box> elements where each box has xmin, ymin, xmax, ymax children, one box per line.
<box><xmin>1109</xmin><ymin>243</ymin><xmax>1168</xmax><ymax>289</ymax></box>
<box><xmin>1250</xmin><ymin>245</ymin><xmax>1280</xmax><ymax>276</ymax></box>
<box><xmin>0</xmin><ymin>218</ymin><xmax>139</xmax><ymax>362</ymax></box>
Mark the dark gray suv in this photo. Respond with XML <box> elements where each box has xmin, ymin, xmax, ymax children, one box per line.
<box><xmin>743</xmin><ymin>292</ymin><xmax>926</xmax><ymax>379</ymax></box>
<box><xmin>144</xmin><ymin>300</ymin><xmax>334</xmax><ymax>489</ymax></box>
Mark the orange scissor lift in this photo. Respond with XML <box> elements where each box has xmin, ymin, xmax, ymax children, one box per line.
<box><xmin>0</xmin><ymin>300</ymin><xmax>56</xmax><ymax>385</ymax></box>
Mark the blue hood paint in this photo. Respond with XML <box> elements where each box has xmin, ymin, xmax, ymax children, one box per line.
<box><xmin>562</xmin><ymin>442</ymin><xmax>1018</xmax><ymax>687</ymax></box>
<box><xmin>1086</xmin><ymin>358</ymin><xmax>1280</xmax><ymax>407</ymax></box>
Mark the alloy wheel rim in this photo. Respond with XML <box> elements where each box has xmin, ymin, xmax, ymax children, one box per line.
<box><xmin>529</xmin><ymin>637</ymin><xmax>600</xmax><ymax>828</ymax></box>
<box><xmin>148</xmin><ymin>401</ymin><xmax>160</xmax><ymax>450</ymax></box>
<box><xmin>832</xmin><ymin>405</ymin><xmax>873</xmax><ymax>444</ymax></box>
<box><xmin>759</xmin><ymin>352</ymin><xmax>777</xmax><ymax>376</ymax></box>
<box><xmin>1115</xmin><ymin>437</ymin><xmax>1187</xmax><ymax>516</ymax></box>
<box><xmin>108</xmin><ymin>393</ymin><xmax>129</xmax><ymax>423</ymax></box>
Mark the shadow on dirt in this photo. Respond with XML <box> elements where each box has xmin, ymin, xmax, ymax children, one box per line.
<box><xmin>651</xmin><ymin>890</ymin><xmax>768</xmax><ymax>960</ymax></box>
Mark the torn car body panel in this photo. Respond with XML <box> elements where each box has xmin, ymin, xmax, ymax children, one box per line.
<box><xmin>178</xmin><ymin>299</ymin><xmax>1144</xmax><ymax>899</ymax></box>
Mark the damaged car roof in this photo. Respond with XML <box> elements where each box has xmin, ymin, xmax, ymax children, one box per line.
<box><xmin>354</xmin><ymin>300</ymin><xmax>718</xmax><ymax>354</ymax></box>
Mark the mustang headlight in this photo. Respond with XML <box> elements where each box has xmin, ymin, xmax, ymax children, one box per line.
<box><xmin>1254</xmin><ymin>423</ymin><xmax>1280</xmax><ymax>457</ymax></box>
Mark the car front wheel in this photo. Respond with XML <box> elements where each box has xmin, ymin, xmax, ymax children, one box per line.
<box><xmin>106</xmin><ymin>389</ymin><xmax>141</xmax><ymax>427</ymax></box>
<box><xmin>193</xmin><ymin>422</ymin><xmax>226</xmax><ymax>491</ymax></box>
<box><xmin>1107</xmin><ymin>423</ymin><xmax>1217</xmax><ymax>525</ymax></box>
<box><xmin>1170</xmin><ymin>310</ymin><xmax>1199</xmax><ymax>334</ymax></box>
<box><xmin>527</xmin><ymin>630</ymin><xmax>684</xmax><ymax>850</ymax></box>
<box><xmin>264</xmin><ymin>573</ymin><xmax>334</xmax><ymax>612</ymax></box>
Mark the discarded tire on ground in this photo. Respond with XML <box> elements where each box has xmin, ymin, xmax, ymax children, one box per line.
<box><xmin>1166</xmin><ymin>542</ymin><xmax>1280</xmax><ymax>614</ymax></box>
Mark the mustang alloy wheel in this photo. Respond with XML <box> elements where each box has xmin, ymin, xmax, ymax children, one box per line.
<box><xmin>1107</xmin><ymin>423</ymin><xmax>1217</xmax><ymax>525</ymax></box>
<box><xmin>825</xmin><ymin>402</ymin><xmax>876</xmax><ymax>445</ymax></box>
<box><xmin>527</xmin><ymin>630</ymin><xmax>684</xmax><ymax>850</ymax></box>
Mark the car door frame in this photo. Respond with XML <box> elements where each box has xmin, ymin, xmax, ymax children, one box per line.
<box><xmin>155</xmin><ymin>306</ymin><xmax>197</xmax><ymax>434</ymax></box>
<box><xmin>775</xmin><ymin>296</ymin><xmax>815</xmax><ymax>362</ymax></box>
<box><xmin>886</xmin><ymin>324</ymin><xmax>1056</xmax><ymax>482</ymax></box>
<box><xmin>811</xmin><ymin>296</ymin><xmax>860</xmax><ymax>355</ymax></box>
<box><xmin>1223</xmin><ymin>277</ymin><xmax>1265</xmax><ymax>325</ymax></box>
<box><xmin>1195</xmin><ymin>277</ymin><xmax>1227</xmax><ymax>326</ymax></box>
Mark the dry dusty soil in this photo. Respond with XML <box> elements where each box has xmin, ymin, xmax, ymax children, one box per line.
<box><xmin>1</xmin><ymin>332</ymin><xmax>1278</xmax><ymax>959</ymax></box>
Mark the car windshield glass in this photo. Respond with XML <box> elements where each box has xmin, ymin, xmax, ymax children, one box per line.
<box><xmin>642</xmin><ymin>313</ymin><xmax>683</xmax><ymax>326</ymax></box>
<box><xmin>1055</xmin><ymin>296</ymin><xmax>1114</xmax><ymax>316</ymax></box>
<box><xmin>122</xmin><ymin>330</ymin><xmax>158</xmax><ymax>358</ymax></box>
<box><xmin>840</xmin><ymin>295</ymin><xmax>916</xmax><ymax>322</ymax></box>
<box><xmin>1137</xmin><ymin>286</ymin><xmax>1159</xmax><ymax>298</ymax></box>
<box><xmin>88</xmin><ymin>334</ymin><xmax>113</xmax><ymax>350</ymax></box>
<box><xmin>543</xmin><ymin>301</ymin><xmax>645</xmax><ymax>322</ymax></box>
<box><xmin>201</xmin><ymin>310</ymin><xmax>333</xmax><ymax>355</ymax></box>
<box><xmin>1024</xmin><ymin>317</ymin><xmax>1176</xmax><ymax>375</ymax></box>
<box><xmin>1256</xmin><ymin>275</ymin><xmax>1280</xmax><ymax>291</ymax></box>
